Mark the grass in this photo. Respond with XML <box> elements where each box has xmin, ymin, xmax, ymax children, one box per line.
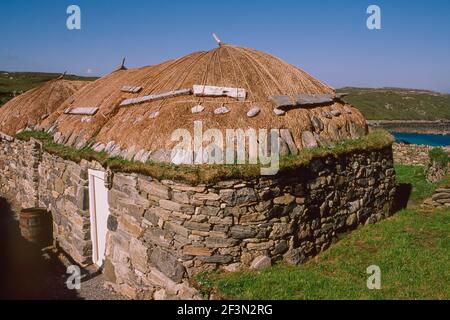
<box><xmin>337</xmin><ymin>87</ymin><xmax>450</xmax><ymax>121</ymax></box>
<box><xmin>0</xmin><ymin>71</ymin><xmax>97</xmax><ymax>106</ymax></box>
<box><xmin>16</xmin><ymin>130</ymin><xmax>394</xmax><ymax>185</ymax></box>
<box><xmin>195</xmin><ymin>165</ymin><xmax>450</xmax><ymax>300</ymax></box>
<box><xmin>196</xmin><ymin>208</ymin><xmax>450</xmax><ymax>300</ymax></box>
<box><xmin>429</xmin><ymin>148</ymin><xmax>450</xmax><ymax>167</ymax></box>
<box><xmin>16</xmin><ymin>131</ymin><xmax>109</xmax><ymax>164</ymax></box>
<box><xmin>395</xmin><ymin>165</ymin><xmax>436</xmax><ymax>204</ymax></box>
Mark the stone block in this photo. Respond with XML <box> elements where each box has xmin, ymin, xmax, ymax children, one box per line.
<box><xmin>250</xmin><ymin>255</ymin><xmax>272</xmax><ymax>270</ymax></box>
<box><xmin>150</xmin><ymin>247</ymin><xmax>186</xmax><ymax>283</ymax></box>
<box><xmin>182</xmin><ymin>245</ymin><xmax>213</xmax><ymax>257</ymax></box>
<box><xmin>206</xmin><ymin>237</ymin><xmax>239</xmax><ymax>248</ymax></box>
<box><xmin>130</xmin><ymin>238</ymin><xmax>150</xmax><ymax>273</ymax></box>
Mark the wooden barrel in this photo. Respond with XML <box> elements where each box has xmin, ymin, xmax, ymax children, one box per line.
<box><xmin>19</xmin><ymin>208</ymin><xmax>47</xmax><ymax>243</ymax></box>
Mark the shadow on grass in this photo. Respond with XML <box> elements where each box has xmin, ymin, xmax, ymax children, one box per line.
<box><xmin>391</xmin><ymin>183</ymin><xmax>413</xmax><ymax>213</ymax></box>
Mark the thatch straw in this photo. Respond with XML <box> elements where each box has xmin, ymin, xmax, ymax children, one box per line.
<box><xmin>0</xmin><ymin>79</ymin><xmax>88</xmax><ymax>135</ymax></box>
<box><xmin>39</xmin><ymin>45</ymin><xmax>368</xmax><ymax>160</ymax></box>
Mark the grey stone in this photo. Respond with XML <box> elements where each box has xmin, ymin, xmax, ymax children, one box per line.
<box><xmin>270</xmin><ymin>95</ymin><xmax>292</xmax><ymax>108</ymax></box>
<box><xmin>198</xmin><ymin>254</ymin><xmax>234</xmax><ymax>264</ymax></box>
<box><xmin>331</xmin><ymin>109</ymin><xmax>341</xmax><ymax>117</ymax></box>
<box><xmin>247</xmin><ymin>106</ymin><xmax>261</xmax><ymax>118</ymax></box>
<box><xmin>214</xmin><ymin>106</ymin><xmax>230</xmax><ymax>115</ymax></box>
<box><xmin>322</xmin><ymin>111</ymin><xmax>332</xmax><ymax>119</ymax></box>
<box><xmin>191</xmin><ymin>105</ymin><xmax>205</xmax><ymax>114</ymax></box>
<box><xmin>107</xmin><ymin>215</ymin><xmax>118</xmax><ymax>232</ymax></box>
<box><xmin>311</xmin><ymin>116</ymin><xmax>324</xmax><ymax>132</ymax></box>
<box><xmin>432</xmin><ymin>193</ymin><xmax>450</xmax><ymax>201</ymax></box>
<box><xmin>184</xmin><ymin>221</ymin><xmax>211</xmax><ymax>232</ymax></box>
<box><xmin>205</xmin><ymin>237</ymin><xmax>239</xmax><ymax>248</ymax></box>
<box><xmin>150</xmin><ymin>247</ymin><xmax>186</xmax><ymax>283</ymax></box>
<box><xmin>272</xmin><ymin>241</ymin><xmax>289</xmax><ymax>255</ymax></box>
<box><xmin>301</xmin><ymin>131</ymin><xmax>318</xmax><ymax>149</ymax></box>
<box><xmin>149</xmin><ymin>111</ymin><xmax>160</xmax><ymax>119</ymax></box>
<box><xmin>250</xmin><ymin>256</ymin><xmax>272</xmax><ymax>270</ymax></box>
<box><xmin>273</xmin><ymin>108</ymin><xmax>286</xmax><ymax>116</ymax></box>
<box><xmin>235</xmin><ymin>187</ymin><xmax>257</xmax><ymax>205</ymax></box>
<box><xmin>230</xmin><ymin>225</ymin><xmax>258</xmax><ymax>239</ymax></box>
<box><xmin>284</xmin><ymin>248</ymin><xmax>307</xmax><ymax>265</ymax></box>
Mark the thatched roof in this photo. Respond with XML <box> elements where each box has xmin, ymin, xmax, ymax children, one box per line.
<box><xmin>0</xmin><ymin>79</ymin><xmax>88</xmax><ymax>136</ymax></box>
<box><xmin>39</xmin><ymin>45</ymin><xmax>368</xmax><ymax>163</ymax></box>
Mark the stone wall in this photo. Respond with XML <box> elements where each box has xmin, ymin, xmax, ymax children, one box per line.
<box><xmin>0</xmin><ymin>136</ymin><xmax>40</xmax><ymax>209</ymax></box>
<box><xmin>38</xmin><ymin>153</ymin><xmax>94</xmax><ymax>266</ymax></box>
<box><xmin>423</xmin><ymin>187</ymin><xmax>450</xmax><ymax>208</ymax></box>
<box><xmin>0</xmin><ymin>135</ymin><xmax>396</xmax><ymax>300</ymax></box>
<box><xmin>0</xmin><ymin>136</ymin><xmax>93</xmax><ymax>266</ymax></box>
<box><xmin>393</xmin><ymin>143</ymin><xmax>431</xmax><ymax>166</ymax></box>
<box><xmin>103</xmin><ymin>147</ymin><xmax>396</xmax><ymax>299</ymax></box>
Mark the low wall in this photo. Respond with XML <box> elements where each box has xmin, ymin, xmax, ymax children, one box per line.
<box><xmin>0</xmin><ymin>135</ymin><xmax>396</xmax><ymax>300</ymax></box>
<box><xmin>393</xmin><ymin>143</ymin><xmax>431</xmax><ymax>166</ymax></box>
<box><xmin>423</xmin><ymin>188</ymin><xmax>450</xmax><ymax>208</ymax></box>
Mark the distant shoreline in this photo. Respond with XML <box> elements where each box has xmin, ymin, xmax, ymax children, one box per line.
<box><xmin>368</xmin><ymin>120</ymin><xmax>450</xmax><ymax>135</ymax></box>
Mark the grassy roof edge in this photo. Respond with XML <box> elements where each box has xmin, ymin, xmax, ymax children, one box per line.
<box><xmin>14</xmin><ymin>129</ymin><xmax>394</xmax><ymax>185</ymax></box>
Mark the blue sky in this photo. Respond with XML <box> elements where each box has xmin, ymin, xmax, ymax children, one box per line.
<box><xmin>0</xmin><ymin>0</ymin><xmax>449</xmax><ymax>92</ymax></box>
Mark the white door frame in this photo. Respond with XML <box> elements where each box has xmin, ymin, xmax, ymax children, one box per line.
<box><xmin>88</xmin><ymin>169</ymin><xmax>109</xmax><ymax>267</ymax></box>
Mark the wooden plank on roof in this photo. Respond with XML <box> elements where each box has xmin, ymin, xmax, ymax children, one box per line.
<box><xmin>295</xmin><ymin>94</ymin><xmax>334</xmax><ymax>106</ymax></box>
<box><xmin>121</xmin><ymin>86</ymin><xmax>143</xmax><ymax>93</ymax></box>
<box><xmin>270</xmin><ymin>95</ymin><xmax>293</xmax><ymax>108</ymax></box>
<box><xmin>193</xmin><ymin>85</ymin><xmax>247</xmax><ymax>101</ymax></box>
<box><xmin>120</xmin><ymin>88</ymin><xmax>192</xmax><ymax>107</ymax></box>
<box><xmin>64</xmin><ymin>107</ymin><xmax>99</xmax><ymax>116</ymax></box>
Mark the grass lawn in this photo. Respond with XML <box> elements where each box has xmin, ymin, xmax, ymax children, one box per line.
<box><xmin>196</xmin><ymin>165</ymin><xmax>450</xmax><ymax>300</ymax></box>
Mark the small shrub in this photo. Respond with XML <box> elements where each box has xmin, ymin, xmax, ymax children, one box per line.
<box><xmin>429</xmin><ymin>148</ymin><xmax>450</xmax><ymax>168</ymax></box>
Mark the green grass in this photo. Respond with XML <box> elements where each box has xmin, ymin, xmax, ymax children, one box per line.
<box><xmin>16</xmin><ymin>131</ymin><xmax>109</xmax><ymax>164</ymax></box>
<box><xmin>395</xmin><ymin>165</ymin><xmax>436</xmax><ymax>204</ymax></box>
<box><xmin>15</xmin><ymin>130</ymin><xmax>394</xmax><ymax>185</ymax></box>
<box><xmin>0</xmin><ymin>71</ymin><xmax>97</xmax><ymax>106</ymax></box>
<box><xmin>337</xmin><ymin>87</ymin><xmax>450</xmax><ymax>120</ymax></box>
<box><xmin>196</xmin><ymin>208</ymin><xmax>450</xmax><ymax>300</ymax></box>
<box><xmin>195</xmin><ymin>165</ymin><xmax>450</xmax><ymax>300</ymax></box>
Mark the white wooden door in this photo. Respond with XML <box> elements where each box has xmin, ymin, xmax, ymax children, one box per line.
<box><xmin>88</xmin><ymin>170</ymin><xmax>110</xmax><ymax>267</ymax></box>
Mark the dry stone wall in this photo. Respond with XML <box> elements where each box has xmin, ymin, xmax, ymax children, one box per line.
<box><xmin>0</xmin><ymin>135</ymin><xmax>396</xmax><ymax>300</ymax></box>
<box><xmin>103</xmin><ymin>147</ymin><xmax>396</xmax><ymax>299</ymax></box>
<box><xmin>0</xmin><ymin>136</ymin><xmax>93</xmax><ymax>266</ymax></box>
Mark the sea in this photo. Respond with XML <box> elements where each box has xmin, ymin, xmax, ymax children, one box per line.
<box><xmin>393</xmin><ymin>132</ymin><xmax>450</xmax><ymax>147</ymax></box>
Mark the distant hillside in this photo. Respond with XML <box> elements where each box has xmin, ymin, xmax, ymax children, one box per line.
<box><xmin>0</xmin><ymin>71</ymin><xmax>97</xmax><ymax>106</ymax></box>
<box><xmin>337</xmin><ymin>87</ymin><xmax>450</xmax><ymax>120</ymax></box>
